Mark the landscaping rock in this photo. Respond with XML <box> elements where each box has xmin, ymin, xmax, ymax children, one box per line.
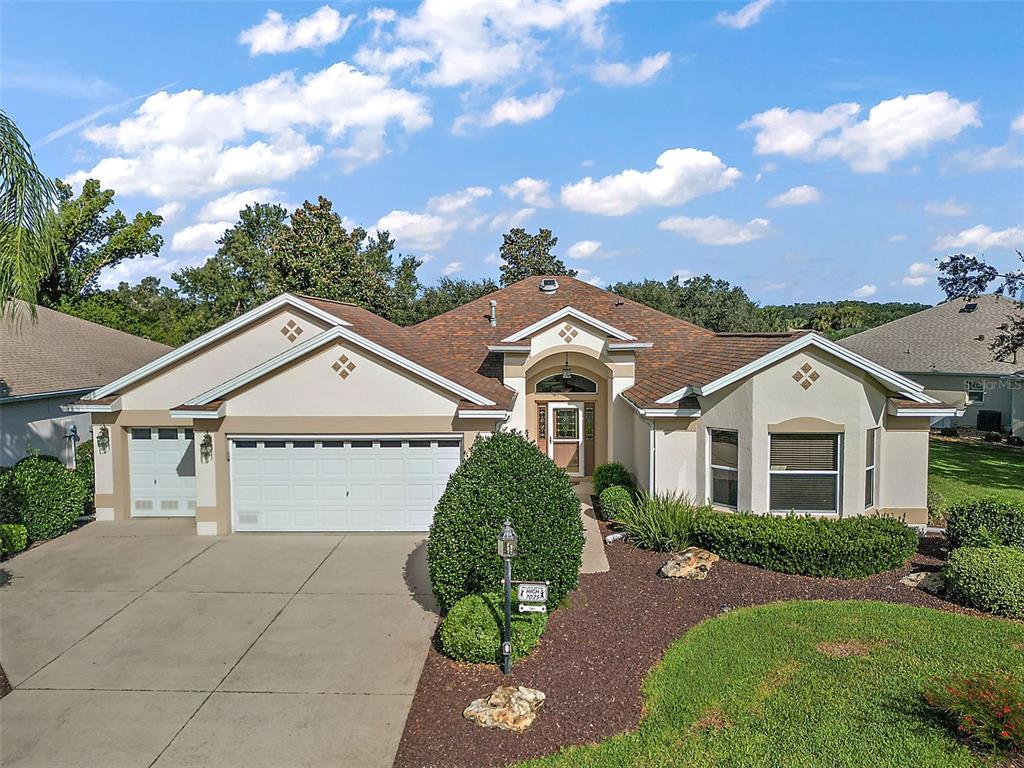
<box><xmin>605</xmin><ymin>532</ymin><xmax>628</xmax><ymax>544</ymax></box>
<box><xmin>899</xmin><ymin>570</ymin><xmax>945</xmax><ymax>595</ymax></box>
<box><xmin>463</xmin><ymin>685</ymin><xmax>546</xmax><ymax>732</ymax></box>
<box><xmin>660</xmin><ymin>547</ymin><xmax>719</xmax><ymax>580</ymax></box>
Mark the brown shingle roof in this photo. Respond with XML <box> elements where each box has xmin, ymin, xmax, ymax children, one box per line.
<box><xmin>0</xmin><ymin>304</ymin><xmax>171</xmax><ymax>399</ymax></box>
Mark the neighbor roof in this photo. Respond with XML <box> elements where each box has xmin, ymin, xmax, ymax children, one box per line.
<box><xmin>839</xmin><ymin>294</ymin><xmax>1022</xmax><ymax>376</ymax></box>
<box><xmin>0</xmin><ymin>304</ymin><xmax>171</xmax><ymax>399</ymax></box>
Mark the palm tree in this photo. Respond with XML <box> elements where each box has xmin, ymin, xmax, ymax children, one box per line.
<box><xmin>0</xmin><ymin>109</ymin><xmax>57</xmax><ymax>319</ymax></box>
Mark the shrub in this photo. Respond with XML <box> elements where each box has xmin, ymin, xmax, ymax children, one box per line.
<box><xmin>0</xmin><ymin>523</ymin><xmax>28</xmax><ymax>554</ymax></box>
<box><xmin>0</xmin><ymin>455</ymin><xmax>88</xmax><ymax>540</ymax></box>
<box><xmin>691</xmin><ymin>512</ymin><xmax>919</xmax><ymax>579</ymax></box>
<box><xmin>597</xmin><ymin>485</ymin><xmax>633</xmax><ymax>522</ymax></box>
<box><xmin>924</xmin><ymin>671</ymin><xmax>1023</xmax><ymax>753</ymax></box>
<box><xmin>427</xmin><ymin>430</ymin><xmax>583</xmax><ymax>613</ymax></box>
<box><xmin>944</xmin><ymin>545</ymin><xmax>1024</xmax><ymax>619</ymax></box>
<box><xmin>614</xmin><ymin>491</ymin><xmax>708</xmax><ymax>551</ymax></box>
<box><xmin>984</xmin><ymin>431</ymin><xmax>1003</xmax><ymax>443</ymax></box>
<box><xmin>927</xmin><ymin>488</ymin><xmax>946</xmax><ymax>525</ymax></box>
<box><xmin>945</xmin><ymin>497</ymin><xmax>1024</xmax><ymax>550</ymax></box>
<box><xmin>592</xmin><ymin>462</ymin><xmax>635</xmax><ymax>497</ymax></box>
<box><xmin>939</xmin><ymin>426</ymin><xmax>959</xmax><ymax>437</ymax></box>
<box><xmin>438</xmin><ymin>592</ymin><xmax>548</xmax><ymax>664</ymax></box>
<box><xmin>75</xmin><ymin>440</ymin><xmax>95</xmax><ymax>515</ymax></box>
<box><xmin>1007</xmin><ymin>434</ymin><xmax>1024</xmax><ymax>448</ymax></box>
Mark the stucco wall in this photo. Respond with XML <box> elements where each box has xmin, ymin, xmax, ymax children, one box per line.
<box><xmin>0</xmin><ymin>393</ymin><xmax>91</xmax><ymax>467</ymax></box>
<box><xmin>911</xmin><ymin>372</ymin><xmax>1014</xmax><ymax>431</ymax></box>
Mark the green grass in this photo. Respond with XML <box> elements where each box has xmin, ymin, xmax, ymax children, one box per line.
<box><xmin>930</xmin><ymin>438</ymin><xmax>1024</xmax><ymax>510</ymax></box>
<box><xmin>517</xmin><ymin>601</ymin><xmax>1024</xmax><ymax>768</ymax></box>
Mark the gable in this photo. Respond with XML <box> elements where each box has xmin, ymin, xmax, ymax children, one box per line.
<box><xmin>221</xmin><ymin>339</ymin><xmax>462</xmax><ymax>417</ymax></box>
<box><xmin>118</xmin><ymin>307</ymin><xmax>332</xmax><ymax>410</ymax></box>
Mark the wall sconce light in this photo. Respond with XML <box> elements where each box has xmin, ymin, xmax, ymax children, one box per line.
<box><xmin>200</xmin><ymin>433</ymin><xmax>214</xmax><ymax>463</ymax></box>
<box><xmin>96</xmin><ymin>426</ymin><xmax>111</xmax><ymax>454</ymax></box>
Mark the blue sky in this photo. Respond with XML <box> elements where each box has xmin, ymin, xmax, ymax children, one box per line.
<box><xmin>3</xmin><ymin>0</ymin><xmax>1022</xmax><ymax>304</ymax></box>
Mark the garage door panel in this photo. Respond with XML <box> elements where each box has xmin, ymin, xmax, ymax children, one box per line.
<box><xmin>129</xmin><ymin>428</ymin><xmax>197</xmax><ymax>518</ymax></box>
<box><xmin>231</xmin><ymin>438</ymin><xmax>460</xmax><ymax>532</ymax></box>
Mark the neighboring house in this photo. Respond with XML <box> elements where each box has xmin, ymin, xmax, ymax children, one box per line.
<box><xmin>840</xmin><ymin>294</ymin><xmax>1023</xmax><ymax>437</ymax></box>
<box><xmin>68</xmin><ymin>276</ymin><xmax>956</xmax><ymax>533</ymax></box>
<box><xmin>0</xmin><ymin>304</ymin><xmax>171</xmax><ymax>467</ymax></box>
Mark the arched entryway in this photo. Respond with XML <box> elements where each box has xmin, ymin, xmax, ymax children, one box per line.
<box><xmin>525</xmin><ymin>352</ymin><xmax>611</xmax><ymax>477</ymax></box>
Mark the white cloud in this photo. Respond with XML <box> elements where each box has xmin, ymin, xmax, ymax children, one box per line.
<box><xmin>953</xmin><ymin>117</ymin><xmax>1024</xmax><ymax>172</ymax></box>
<box><xmin>575</xmin><ymin>267</ymin><xmax>604</xmax><ymax>286</ymax></box>
<box><xmin>489</xmin><ymin>207</ymin><xmax>535</xmax><ymax>231</ymax></box>
<box><xmin>171</xmin><ymin>221</ymin><xmax>234</xmax><ymax>252</ymax></box>
<box><xmin>375</xmin><ymin>210</ymin><xmax>458</xmax><ymax>251</ymax></box>
<box><xmin>591</xmin><ymin>52</ymin><xmax>671</xmax><ymax>86</ymax></box>
<box><xmin>851</xmin><ymin>284</ymin><xmax>877</xmax><ymax>298</ymax></box>
<box><xmin>658</xmin><ymin>215</ymin><xmax>771</xmax><ymax>245</ymax></box>
<box><xmin>762</xmin><ymin>281</ymin><xmax>787</xmax><ymax>291</ymax></box>
<box><xmin>889</xmin><ymin>234</ymin><xmax>908</xmax><ymax>242</ymax></box>
<box><xmin>567</xmin><ymin>240</ymin><xmax>602</xmax><ymax>259</ymax></box>
<box><xmin>442</xmin><ymin>261</ymin><xmax>463</xmax><ymax>276</ymax></box>
<box><xmin>353</xmin><ymin>46</ymin><xmax>432</xmax><ymax>74</ymax></box>
<box><xmin>97</xmin><ymin>255</ymin><xmax>185</xmax><ymax>289</ymax></box>
<box><xmin>1012</xmin><ymin>113</ymin><xmax>1024</xmax><ymax>134</ymax></box>
<box><xmin>456</xmin><ymin>89</ymin><xmax>564</xmax><ymax>133</ymax></box>
<box><xmin>427</xmin><ymin>186</ymin><xmax>492</xmax><ymax>215</ymax></box>
<box><xmin>154</xmin><ymin>202</ymin><xmax>184</xmax><ymax>222</ymax></box>
<box><xmin>69</xmin><ymin>63</ymin><xmax>431</xmax><ymax>199</ymax></box>
<box><xmin>716</xmin><ymin>0</ymin><xmax>775</xmax><ymax>29</ymax></box>
<box><xmin>373</xmin><ymin>0</ymin><xmax>612</xmax><ymax>89</ymax></box>
<box><xmin>924</xmin><ymin>198</ymin><xmax>969</xmax><ymax>217</ymax></box>
<box><xmin>768</xmin><ymin>184</ymin><xmax>821</xmax><ymax>207</ymax></box>
<box><xmin>197</xmin><ymin>188</ymin><xmax>287</xmax><ymax>222</ymax></box>
<box><xmin>240</xmin><ymin>6</ymin><xmax>354</xmax><ymax>55</ymax></box>
<box><xmin>901</xmin><ymin>261</ymin><xmax>937</xmax><ymax>286</ymax></box>
<box><xmin>500</xmin><ymin>177</ymin><xmax>553</xmax><ymax>207</ymax></box>
<box><xmin>561</xmin><ymin>148</ymin><xmax>741</xmax><ymax>216</ymax></box>
<box><xmin>932</xmin><ymin>224</ymin><xmax>1024</xmax><ymax>252</ymax></box>
<box><xmin>672</xmin><ymin>269</ymin><xmax>695</xmax><ymax>280</ymax></box>
<box><xmin>741</xmin><ymin>92</ymin><xmax>980</xmax><ymax>172</ymax></box>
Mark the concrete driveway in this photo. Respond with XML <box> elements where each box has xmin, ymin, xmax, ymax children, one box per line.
<box><xmin>0</xmin><ymin>520</ymin><xmax>438</xmax><ymax>768</ymax></box>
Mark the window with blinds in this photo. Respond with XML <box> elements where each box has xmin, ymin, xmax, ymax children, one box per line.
<box><xmin>769</xmin><ymin>433</ymin><xmax>841</xmax><ymax>513</ymax></box>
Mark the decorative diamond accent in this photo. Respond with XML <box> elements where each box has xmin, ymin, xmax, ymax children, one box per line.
<box><xmin>280</xmin><ymin>319</ymin><xmax>304</xmax><ymax>342</ymax></box>
<box><xmin>332</xmin><ymin>354</ymin><xmax>356</xmax><ymax>379</ymax></box>
<box><xmin>558</xmin><ymin>323</ymin><xmax>579</xmax><ymax>342</ymax></box>
<box><xmin>793</xmin><ymin>364</ymin><xmax>821</xmax><ymax>389</ymax></box>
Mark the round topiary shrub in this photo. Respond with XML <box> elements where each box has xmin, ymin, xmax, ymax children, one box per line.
<box><xmin>438</xmin><ymin>592</ymin><xmax>548</xmax><ymax>664</ymax></box>
<box><xmin>945</xmin><ymin>545</ymin><xmax>1024</xmax><ymax>619</ymax></box>
<box><xmin>597</xmin><ymin>484</ymin><xmax>633</xmax><ymax>521</ymax></box>
<box><xmin>1</xmin><ymin>455</ymin><xmax>87</xmax><ymax>540</ymax></box>
<box><xmin>75</xmin><ymin>439</ymin><xmax>95</xmax><ymax>515</ymax></box>
<box><xmin>592</xmin><ymin>462</ymin><xmax>635</xmax><ymax>497</ymax></box>
<box><xmin>427</xmin><ymin>430</ymin><xmax>583</xmax><ymax>613</ymax></box>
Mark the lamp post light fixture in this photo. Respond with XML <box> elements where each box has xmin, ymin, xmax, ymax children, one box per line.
<box><xmin>497</xmin><ymin>518</ymin><xmax>518</xmax><ymax>674</ymax></box>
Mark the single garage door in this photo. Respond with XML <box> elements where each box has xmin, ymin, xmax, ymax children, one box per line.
<box><xmin>129</xmin><ymin>427</ymin><xmax>197</xmax><ymax>517</ymax></box>
<box><xmin>230</xmin><ymin>437</ymin><xmax>461</xmax><ymax>532</ymax></box>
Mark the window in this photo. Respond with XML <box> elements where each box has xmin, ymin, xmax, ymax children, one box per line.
<box><xmin>379</xmin><ymin>440</ymin><xmax>403</xmax><ymax>448</ymax></box>
<box><xmin>350</xmin><ymin>440</ymin><xmax>373</xmax><ymax>448</ymax></box>
<box><xmin>157</xmin><ymin>428</ymin><xmax>178</xmax><ymax>440</ymax></box>
<box><xmin>965</xmin><ymin>380</ymin><xmax>985</xmax><ymax>404</ymax></box>
<box><xmin>322</xmin><ymin>440</ymin><xmax>345</xmax><ymax>448</ymax></box>
<box><xmin>584</xmin><ymin>403</ymin><xmax>595</xmax><ymax>441</ymax></box>
<box><xmin>709</xmin><ymin>429</ymin><xmax>738</xmax><ymax>509</ymax></box>
<box><xmin>263</xmin><ymin>440</ymin><xmax>287</xmax><ymax>448</ymax></box>
<box><xmin>865</xmin><ymin>428</ymin><xmax>878</xmax><ymax>509</ymax></box>
<box><xmin>292</xmin><ymin>440</ymin><xmax>315</xmax><ymax>448</ymax></box>
<box><xmin>535</xmin><ymin>374</ymin><xmax>598</xmax><ymax>393</ymax></box>
<box><xmin>234</xmin><ymin>440</ymin><xmax>257</xmax><ymax>448</ymax></box>
<box><xmin>537</xmin><ymin>404</ymin><xmax>547</xmax><ymax>440</ymax></box>
<box><xmin>131</xmin><ymin>428</ymin><xmax>152</xmax><ymax>440</ymax></box>
<box><xmin>554</xmin><ymin>409</ymin><xmax>579</xmax><ymax>440</ymax></box>
<box><xmin>408</xmin><ymin>440</ymin><xmax>432</xmax><ymax>448</ymax></box>
<box><xmin>770</xmin><ymin>433</ymin><xmax>841</xmax><ymax>514</ymax></box>
<box><xmin>437</xmin><ymin>439</ymin><xmax>461</xmax><ymax>448</ymax></box>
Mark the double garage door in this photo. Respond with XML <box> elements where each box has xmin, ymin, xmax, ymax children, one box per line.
<box><xmin>230</xmin><ymin>437</ymin><xmax>461</xmax><ymax>532</ymax></box>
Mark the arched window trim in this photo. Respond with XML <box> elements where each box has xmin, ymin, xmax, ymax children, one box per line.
<box><xmin>534</xmin><ymin>373</ymin><xmax>599</xmax><ymax>394</ymax></box>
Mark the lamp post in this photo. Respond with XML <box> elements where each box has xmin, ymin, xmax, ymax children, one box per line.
<box><xmin>497</xmin><ymin>518</ymin><xmax>518</xmax><ymax>675</ymax></box>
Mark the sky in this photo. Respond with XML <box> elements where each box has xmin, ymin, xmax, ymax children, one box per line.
<box><xmin>3</xmin><ymin>0</ymin><xmax>1022</xmax><ymax>305</ymax></box>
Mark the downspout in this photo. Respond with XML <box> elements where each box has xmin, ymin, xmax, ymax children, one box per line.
<box><xmin>649</xmin><ymin>419</ymin><xmax>656</xmax><ymax>492</ymax></box>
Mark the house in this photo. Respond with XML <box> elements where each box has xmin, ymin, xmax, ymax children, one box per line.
<box><xmin>0</xmin><ymin>304</ymin><xmax>170</xmax><ymax>467</ymax></box>
<box><xmin>67</xmin><ymin>276</ymin><xmax>957</xmax><ymax>534</ymax></box>
<box><xmin>840</xmin><ymin>294</ymin><xmax>1023</xmax><ymax>437</ymax></box>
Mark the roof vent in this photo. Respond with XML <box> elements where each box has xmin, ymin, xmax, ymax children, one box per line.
<box><xmin>961</xmin><ymin>302</ymin><xmax>978</xmax><ymax>313</ymax></box>
<box><xmin>975</xmin><ymin>334</ymin><xmax>986</xmax><ymax>341</ymax></box>
<box><xmin>539</xmin><ymin>278</ymin><xmax>559</xmax><ymax>293</ymax></box>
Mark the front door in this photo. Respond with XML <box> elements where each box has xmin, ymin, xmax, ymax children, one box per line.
<box><xmin>548</xmin><ymin>403</ymin><xmax>583</xmax><ymax>476</ymax></box>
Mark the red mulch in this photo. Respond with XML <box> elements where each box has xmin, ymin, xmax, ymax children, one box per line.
<box><xmin>394</xmin><ymin>530</ymin><xmax>978</xmax><ymax>768</ymax></box>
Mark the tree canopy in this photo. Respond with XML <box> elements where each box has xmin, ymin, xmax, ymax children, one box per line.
<box><xmin>498</xmin><ymin>228</ymin><xmax>576</xmax><ymax>286</ymax></box>
<box><xmin>938</xmin><ymin>250</ymin><xmax>1024</xmax><ymax>358</ymax></box>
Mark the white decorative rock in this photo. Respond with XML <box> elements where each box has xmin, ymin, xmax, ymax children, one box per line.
<box><xmin>463</xmin><ymin>685</ymin><xmax>546</xmax><ymax>732</ymax></box>
<box><xmin>899</xmin><ymin>570</ymin><xmax>945</xmax><ymax>595</ymax></box>
<box><xmin>660</xmin><ymin>547</ymin><xmax>719</xmax><ymax>580</ymax></box>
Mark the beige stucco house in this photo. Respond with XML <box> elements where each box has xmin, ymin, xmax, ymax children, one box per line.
<box><xmin>68</xmin><ymin>276</ymin><xmax>957</xmax><ymax>534</ymax></box>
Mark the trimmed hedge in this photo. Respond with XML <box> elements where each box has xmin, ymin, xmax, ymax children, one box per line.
<box><xmin>76</xmin><ymin>440</ymin><xmax>95</xmax><ymax>515</ymax></box>
<box><xmin>0</xmin><ymin>523</ymin><xmax>28</xmax><ymax>555</ymax></box>
<box><xmin>427</xmin><ymin>430</ymin><xmax>583</xmax><ymax>613</ymax></box>
<box><xmin>945</xmin><ymin>545</ymin><xmax>1024</xmax><ymax>619</ymax></box>
<box><xmin>438</xmin><ymin>592</ymin><xmax>547</xmax><ymax>664</ymax></box>
<box><xmin>592</xmin><ymin>462</ymin><xmax>635</xmax><ymax>497</ymax></box>
<box><xmin>691</xmin><ymin>512</ymin><xmax>919</xmax><ymax>579</ymax></box>
<box><xmin>597</xmin><ymin>485</ymin><xmax>633</xmax><ymax>522</ymax></box>
<box><xmin>0</xmin><ymin>455</ymin><xmax>88</xmax><ymax>540</ymax></box>
<box><xmin>945</xmin><ymin>498</ymin><xmax>1024</xmax><ymax>550</ymax></box>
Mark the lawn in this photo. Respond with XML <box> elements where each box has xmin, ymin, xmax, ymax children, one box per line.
<box><xmin>517</xmin><ymin>601</ymin><xmax>1024</xmax><ymax>768</ymax></box>
<box><xmin>929</xmin><ymin>438</ymin><xmax>1024</xmax><ymax>513</ymax></box>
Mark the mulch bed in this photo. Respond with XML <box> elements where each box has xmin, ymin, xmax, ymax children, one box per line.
<box><xmin>394</xmin><ymin>529</ymin><xmax>979</xmax><ymax>768</ymax></box>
